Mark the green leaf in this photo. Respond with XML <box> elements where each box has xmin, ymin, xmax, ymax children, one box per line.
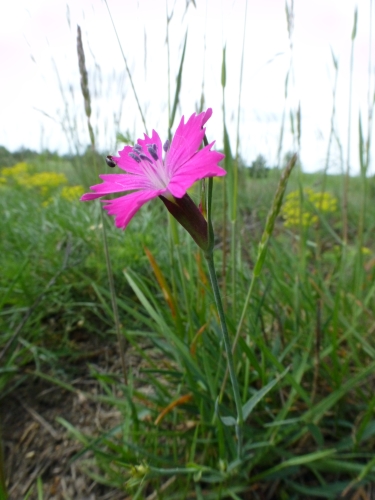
<box><xmin>220</xmin><ymin>415</ymin><xmax>237</xmax><ymax>427</ymax></box>
<box><xmin>242</xmin><ymin>366</ymin><xmax>290</xmax><ymax>420</ymax></box>
<box><xmin>221</xmin><ymin>46</ymin><xmax>226</xmax><ymax>88</ymax></box>
<box><xmin>238</xmin><ymin>337</ymin><xmax>262</xmax><ymax>379</ymax></box>
<box><xmin>251</xmin><ymin>449</ymin><xmax>337</xmax><ymax>482</ymax></box>
<box><xmin>307</xmin><ymin>423</ymin><xmax>324</xmax><ymax>447</ymax></box>
<box><xmin>287</xmin><ymin>480</ymin><xmax>349</xmax><ymax>498</ymax></box>
<box><xmin>215</xmin><ymin>398</ymin><xmax>236</xmax><ymax>427</ymax></box>
<box><xmin>169</xmin><ymin>31</ymin><xmax>188</xmax><ymax>134</ymax></box>
<box><xmin>359</xmin><ymin>113</ymin><xmax>366</xmax><ymax>175</ymax></box>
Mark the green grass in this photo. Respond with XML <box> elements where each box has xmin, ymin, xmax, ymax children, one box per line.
<box><xmin>0</xmin><ymin>162</ymin><xmax>168</xmax><ymax>394</ymax></box>
<box><xmin>2</xmin><ymin>156</ymin><xmax>375</xmax><ymax>498</ymax></box>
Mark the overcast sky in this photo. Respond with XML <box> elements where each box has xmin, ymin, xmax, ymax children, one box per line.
<box><xmin>0</xmin><ymin>0</ymin><xmax>373</xmax><ymax>173</ymax></box>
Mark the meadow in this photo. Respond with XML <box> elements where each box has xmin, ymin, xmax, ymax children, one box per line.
<box><xmin>2</xmin><ymin>149</ymin><xmax>375</xmax><ymax>499</ymax></box>
<box><xmin>2</xmin><ymin>1</ymin><xmax>375</xmax><ymax>499</ymax></box>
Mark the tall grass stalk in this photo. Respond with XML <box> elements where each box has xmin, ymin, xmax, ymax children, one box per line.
<box><xmin>343</xmin><ymin>7</ymin><xmax>357</xmax><ymax>244</ymax></box>
<box><xmin>358</xmin><ymin>0</ymin><xmax>375</xmax><ymax>250</ymax></box>
<box><xmin>198</xmin><ymin>0</ymin><xmax>208</xmax><ymax>113</ymax></box>
<box><xmin>50</xmin><ymin>58</ymin><xmax>81</xmax><ymax>160</ymax></box>
<box><xmin>277</xmin><ymin>0</ymin><xmax>295</xmax><ymax>167</ymax></box>
<box><xmin>366</xmin><ymin>0</ymin><xmax>374</xmax><ymax>166</ymax></box>
<box><xmin>166</xmin><ymin>17</ymin><xmax>192</xmax><ymax>337</ymax></box>
<box><xmin>322</xmin><ymin>49</ymin><xmax>339</xmax><ymax>189</ymax></box>
<box><xmin>358</xmin><ymin>115</ymin><xmax>367</xmax><ymax>249</ymax></box>
<box><xmin>166</xmin><ymin>0</ymin><xmax>172</xmax><ymax>120</ymax></box>
<box><xmin>165</xmin><ymin>4</ymin><xmax>180</xmax><ymax>339</ymax></box>
<box><xmin>76</xmin><ymin>25</ymin><xmax>127</xmax><ymax>384</ymax></box>
<box><xmin>311</xmin><ymin>48</ymin><xmax>339</xmax><ymax>394</ymax></box>
<box><xmin>231</xmin><ymin>0</ymin><xmax>248</xmax><ymax>320</ymax></box>
<box><xmin>169</xmin><ymin>32</ymin><xmax>188</xmax><ymax>139</ymax></box>
<box><xmin>221</xmin><ymin>46</ymin><xmax>228</xmax><ymax>307</ymax></box>
<box><xmin>103</xmin><ymin>0</ymin><xmax>148</xmax><ymax>134</ymax></box>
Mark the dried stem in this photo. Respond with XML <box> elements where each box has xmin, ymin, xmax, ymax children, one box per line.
<box><xmin>76</xmin><ymin>25</ymin><xmax>128</xmax><ymax>385</ymax></box>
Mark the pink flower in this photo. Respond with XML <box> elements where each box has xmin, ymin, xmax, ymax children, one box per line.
<box><xmin>81</xmin><ymin>109</ymin><xmax>225</xmax><ymax>233</ymax></box>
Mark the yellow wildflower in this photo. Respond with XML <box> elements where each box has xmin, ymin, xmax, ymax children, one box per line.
<box><xmin>27</xmin><ymin>172</ymin><xmax>67</xmax><ymax>190</ymax></box>
<box><xmin>61</xmin><ymin>185</ymin><xmax>85</xmax><ymax>201</ymax></box>
<box><xmin>361</xmin><ymin>247</ymin><xmax>372</xmax><ymax>256</ymax></box>
<box><xmin>1</xmin><ymin>162</ymin><xmax>31</xmax><ymax>186</ymax></box>
<box><xmin>1</xmin><ymin>162</ymin><xmax>30</xmax><ymax>178</ymax></box>
<box><xmin>282</xmin><ymin>188</ymin><xmax>337</xmax><ymax>228</ymax></box>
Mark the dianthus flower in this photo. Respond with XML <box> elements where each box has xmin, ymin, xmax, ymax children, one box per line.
<box><xmin>81</xmin><ymin>109</ymin><xmax>225</xmax><ymax>249</ymax></box>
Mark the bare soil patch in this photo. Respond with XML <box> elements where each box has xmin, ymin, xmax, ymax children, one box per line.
<box><xmin>2</xmin><ymin>333</ymin><xmax>126</xmax><ymax>500</ymax></box>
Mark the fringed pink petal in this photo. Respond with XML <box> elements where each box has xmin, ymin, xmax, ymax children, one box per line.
<box><xmin>81</xmin><ymin>192</ymin><xmax>103</xmax><ymax>201</ymax></box>
<box><xmin>202</xmin><ymin>108</ymin><xmax>212</xmax><ymax>126</ymax></box>
<box><xmin>102</xmin><ymin>189</ymin><xmax>164</xmax><ymax>229</ymax></box>
<box><xmin>166</xmin><ymin>110</ymin><xmax>211</xmax><ymax>176</ymax></box>
<box><xmin>167</xmin><ymin>142</ymin><xmax>225</xmax><ymax>197</ymax></box>
<box><xmin>81</xmin><ymin>174</ymin><xmax>153</xmax><ymax>201</ymax></box>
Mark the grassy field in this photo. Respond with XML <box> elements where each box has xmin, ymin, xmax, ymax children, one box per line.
<box><xmin>2</xmin><ymin>152</ymin><xmax>375</xmax><ymax>499</ymax></box>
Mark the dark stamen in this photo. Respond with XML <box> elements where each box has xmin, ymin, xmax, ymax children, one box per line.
<box><xmin>163</xmin><ymin>140</ymin><xmax>170</xmax><ymax>152</ymax></box>
<box><xmin>147</xmin><ymin>144</ymin><xmax>158</xmax><ymax>161</ymax></box>
<box><xmin>139</xmin><ymin>153</ymin><xmax>152</xmax><ymax>163</ymax></box>
<box><xmin>129</xmin><ymin>152</ymin><xmax>141</xmax><ymax>163</ymax></box>
<box><xmin>105</xmin><ymin>155</ymin><xmax>117</xmax><ymax>168</ymax></box>
<box><xmin>133</xmin><ymin>143</ymin><xmax>142</xmax><ymax>153</ymax></box>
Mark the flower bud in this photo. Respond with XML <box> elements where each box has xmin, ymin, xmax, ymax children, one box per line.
<box><xmin>159</xmin><ymin>193</ymin><xmax>208</xmax><ymax>251</ymax></box>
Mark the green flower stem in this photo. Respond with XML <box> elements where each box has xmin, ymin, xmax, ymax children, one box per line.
<box><xmin>205</xmin><ymin>175</ymin><xmax>243</xmax><ymax>458</ymax></box>
<box><xmin>205</xmin><ymin>253</ymin><xmax>243</xmax><ymax>448</ymax></box>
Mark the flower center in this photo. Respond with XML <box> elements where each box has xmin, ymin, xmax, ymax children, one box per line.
<box><xmin>128</xmin><ymin>142</ymin><xmax>171</xmax><ymax>190</ymax></box>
